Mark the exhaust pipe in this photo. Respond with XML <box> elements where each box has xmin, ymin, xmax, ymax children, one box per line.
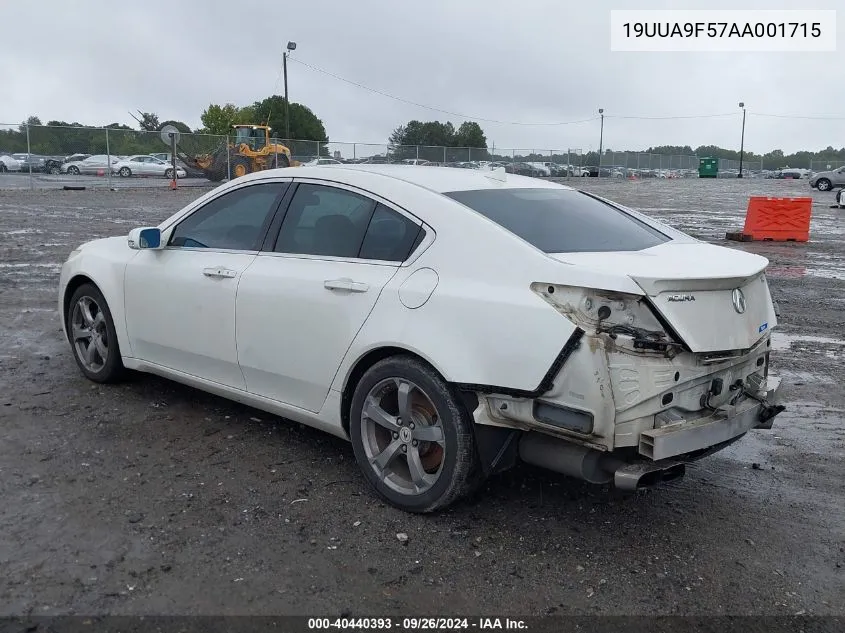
<box><xmin>518</xmin><ymin>432</ymin><xmax>685</xmax><ymax>490</ymax></box>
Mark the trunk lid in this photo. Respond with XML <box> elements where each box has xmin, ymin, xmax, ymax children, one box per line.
<box><xmin>550</xmin><ymin>243</ymin><xmax>777</xmax><ymax>353</ymax></box>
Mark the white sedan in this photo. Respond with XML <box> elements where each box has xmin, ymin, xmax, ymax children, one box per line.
<box><xmin>112</xmin><ymin>155</ymin><xmax>186</xmax><ymax>179</ymax></box>
<box><xmin>61</xmin><ymin>154</ymin><xmax>119</xmax><ymax>175</ymax></box>
<box><xmin>58</xmin><ymin>165</ymin><xmax>783</xmax><ymax>512</ymax></box>
<box><xmin>0</xmin><ymin>154</ymin><xmax>22</xmax><ymax>172</ymax></box>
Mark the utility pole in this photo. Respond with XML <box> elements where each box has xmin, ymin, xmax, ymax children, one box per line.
<box><xmin>738</xmin><ymin>102</ymin><xmax>746</xmax><ymax>178</ymax></box>
<box><xmin>598</xmin><ymin>108</ymin><xmax>604</xmax><ymax>177</ymax></box>
<box><xmin>283</xmin><ymin>41</ymin><xmax>297</xmax><ymax>142</ymax></box>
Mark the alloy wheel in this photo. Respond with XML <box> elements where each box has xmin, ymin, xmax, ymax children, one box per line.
<box><xmin>359</xmin><ymin>377</ymin><xmax>446</xmax><ymax>495</ymax></box>
<box><xmin>70</xmin><ymin>295</ymin><xmax>109</xmax><ymax>373</ymax></box>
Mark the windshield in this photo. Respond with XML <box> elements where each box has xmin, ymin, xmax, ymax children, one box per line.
<box><xmin>444</xmin><ymin>187</ymin><xmax>670</xmax><ymax>253</ymax></box>
<box><xmin>234</xmin><ymin>126</ymin><xmax>266</xmax><ymax>150</ymax></box>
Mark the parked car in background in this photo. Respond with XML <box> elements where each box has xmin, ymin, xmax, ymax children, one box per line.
<box><xmin>0</xmin><ymin>154</ymin><xmax>22</xmax><ymax>172</ymax></box>
<box><xmin>776</xmin><ymin>168</ymin><xmax>811</xmax><ymax>179</ymax></box>
<box><xmin>809</xmin><ymin>166</ymin><xmax>845</xmax><ymax>191</ymax></box>
<box><xmin>42</xmin><ymin>154</ymin><xmax>86</xmax><ymax>174</ymax></box>
<box><xmin>61</xmin><ymin>154</ymin><xmax>119</xmax><ymax>175</ymax></box>
<box><xmin>12</xmin><ymin>153</ymin><xmax>47</xmax><ymax>172</ymax></box>
<box><xmin>401</xmin><ymin>159</ymin><xmax>432</xmax><ymax>166</ymax></box>
<box><xmin>505</xmin><ymin>162</ymin><xmax>545</xmax><ymax>177</ymax></box>
<box><xmin>112</xmin><ymin>155</ymin><xmax>186</xmax><ymax>179</ymax></box>
<box><xmin>149</xmin><ymin>154</ymin><xmax>206</xmax><ymax>178</ymax></box>
<box><xmin>301</xmin><ymin>157</ymin><xmax>344</xmax><ymax>166</ymax></box>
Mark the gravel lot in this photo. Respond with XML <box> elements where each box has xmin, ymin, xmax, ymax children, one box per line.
<box><xmin>0</xmin><ymin>177</ymin><xmax>843</xmax><ymax>618</ymax></box>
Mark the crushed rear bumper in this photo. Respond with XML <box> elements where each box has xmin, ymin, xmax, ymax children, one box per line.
<box><xmin>639</xmin><ymin>375</ymin><xmax>782</xmax><ymax>460</ymax></box>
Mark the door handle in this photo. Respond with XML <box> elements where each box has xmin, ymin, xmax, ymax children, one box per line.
<box><xmin>324</xmin><ymin>278</ymin><xmax>369</xmax><ymax>293</ymax></box>
<box><xmin>203</xmin><ymin>267</ymin><xmax>237</xmax><ymax>279</ymax></box>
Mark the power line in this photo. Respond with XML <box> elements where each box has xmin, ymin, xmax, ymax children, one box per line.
<box><xmin>606</xmin><ymin>113</ymin><xmax>738</xmax><ymax>120</ymax></box>
<box><xmin>287</xmin><ymin>56</ymin><xmax>600</xmax><ymax>126</ymax></box>
<box><xmin>286</xmin><ymin>56</ymin><xmax>845</xmax><ymax>125</ymax></box>
<box><xmin>750</xmin><ymin>112</ymin><xmax>845</xmax><ymax>120</ymax></box>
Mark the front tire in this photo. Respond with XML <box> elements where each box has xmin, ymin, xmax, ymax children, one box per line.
<box><xmin>816</xmin><ymin>178</ymin><xmax>832</xmax><ymax>191</ymax></box>
<box><xmin>349</xmin><ymin>356</ymin><xmax>480</xmax><ymax>513</ymax></box>
<box><xmin>66</xmin><ymin>283</ymin><xmax>125</xmax><ymax>383</ymax></box>
<box><xmin>67</xmin><ymin>165</ymin><xmax>80</xmax><ymax>175</ymax></box>
<box><xmin>164</xmin><ymin>168</ymin><xmax>175</xmax><ymax>179</ymax></box>
<box><xmin>119</xmin><ymin>167</ymin><xmax>131</xmax><ymax>178</ymax></box>
<box><xmin>229</xmin><ymin>156</ymin><xmax>251</xmax><ymax>179</ymax></box>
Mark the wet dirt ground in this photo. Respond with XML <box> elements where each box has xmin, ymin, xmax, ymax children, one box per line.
<box><xmin>0</xmin><ymin>178</ymin><xmax>843</xmax><ymax>617</ymax></box>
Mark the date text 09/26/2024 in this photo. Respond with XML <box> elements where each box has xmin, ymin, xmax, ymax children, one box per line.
<box><xmin>307</xmin><ymin>617</ymin><xmax>528</xmax><ymax>630</ymax></box>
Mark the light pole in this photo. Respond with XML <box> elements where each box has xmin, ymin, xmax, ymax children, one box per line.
<box><xmin>738</xmin><ymin>101</ymin><xmax>746</xmax><ymax>178</ymax></box>
<box><xmin>283</xmin><ymin>41</ymin><xmax>297</xmax><ymax>142</ymax></box>
<box><xmin>598</xmin><ymin>108</ymin><xmax>604</xmax><ymax>177</ymax></box>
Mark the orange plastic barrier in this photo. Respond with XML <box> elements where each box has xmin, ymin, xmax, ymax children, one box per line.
<box><xmin>741</xmin><ymin>196</ymin><xmax>812</xmax><ymax>242</ymax></box>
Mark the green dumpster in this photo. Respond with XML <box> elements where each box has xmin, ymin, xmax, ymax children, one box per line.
<box><xmin>699</xmin><ymin>157</ymin><xmax>719</xmax><ymax>178</ymax></box>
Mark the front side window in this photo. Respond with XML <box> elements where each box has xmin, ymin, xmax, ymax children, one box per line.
<box><xmin>444</xmin><ymin>187</ymin><xmax>669</xmax><ymax>253</ymax></box>
<box><xmin>169</xmin><ymin>182</ymin><xmax>286</xmax><ymax>251</ymax></box>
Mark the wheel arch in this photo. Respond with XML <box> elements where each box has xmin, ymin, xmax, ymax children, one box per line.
<box><xmin>339</xmin><ymin>345</ymin><xmax>474</xmax><ymax>437</ymax></box>
<box><xmin>62</xmin><ymin>274</ymin><xmax>98</xmax><ymax>335</ymax></box>
<box><xmin>61</xmin><ymin>265</ymin><xmax>133</xmax><ymax>358</ymax></box>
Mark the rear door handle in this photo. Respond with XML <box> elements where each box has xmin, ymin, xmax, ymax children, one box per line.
<box><xmin>324</xmin><ymin>278</ymin><xmax>369</xmax><ymax>293</ymax></box>
<box><xmin>203</xmin><ymin>267</ymin><xmax>237</xmax><ymax>279</ymax></box>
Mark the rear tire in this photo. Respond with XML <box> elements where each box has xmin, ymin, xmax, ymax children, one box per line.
<box><xmin>349</xmin><ymin>356</ymin><xmax>481</xmax><ymax>513</ymax></box>
<box><xmin>66</xmin><ymin>283</ymin><xmax>125</xmax><ymax>383</ymax></box>
<box><xmin>0</xmin><ymin>164</ymin><xmax>6</xmax><ymax>173</ymax></box>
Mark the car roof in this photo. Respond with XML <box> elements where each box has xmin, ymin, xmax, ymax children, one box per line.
<box><xmin>281</xmin><ymin>164</ymin><xmax>573</xmax><ymax>194</ymax></box>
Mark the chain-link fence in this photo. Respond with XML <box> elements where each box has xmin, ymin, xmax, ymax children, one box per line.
<box><xmin>810</xmin><ymin>159</ymin><xmax>845</xmax><ymax>172</ymax></box>
<box><xmin>0</xmin><ymin>122</ymin><xmax>838</xmax><ymax>189</ymax></box>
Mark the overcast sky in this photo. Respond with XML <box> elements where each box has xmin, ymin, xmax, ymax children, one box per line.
<box><xmin>2</xmin><ymin>0</ymin><xmax>842</xmax><ymax>154</ymax></box>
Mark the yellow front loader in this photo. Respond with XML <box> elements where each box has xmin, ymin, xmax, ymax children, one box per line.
<box><xmin>179</xmin><ymin>125</ymin><xmax>294</xmax><ymax>181</ymax></box>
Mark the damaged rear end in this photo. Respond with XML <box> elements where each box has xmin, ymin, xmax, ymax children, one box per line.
<box><xmin>445</xmin><ymin>186</ymin><xmax>784</xmax><ymax>490</ymax></box>
<box><xmin>475</xmin><ymin>242</ymin><xmax>784</xmax><ymax>491</ymax></box>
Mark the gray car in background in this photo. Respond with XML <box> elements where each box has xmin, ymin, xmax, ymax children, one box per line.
<box><xmin>809</xmin><ymin>166</ymin><xmax>845</xmax><ymax>191</ymax></box>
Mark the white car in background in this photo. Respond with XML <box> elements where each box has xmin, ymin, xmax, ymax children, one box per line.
<box><xmin>301</xmin><ymin>157</ymin><xmax>344</xmax><ymax>166</ymax></box>
<box><xmin>61</xmin><ymin>154</ymin><xmax>119</xmax><ymax>175</ymax></box>
<box><xmin>58</xmin><ymin>165</ymin><xmax>783</xmax><ymax>513</ymax></box>
<box><xmin>112</xmin><ymin>155</ymin><xmax>186</xmax><ymax>178</ymax></box>
<box><xmin>0</xmin><ymin>154</ymin><xmax>22</xmax><ymax>172</ymax></box>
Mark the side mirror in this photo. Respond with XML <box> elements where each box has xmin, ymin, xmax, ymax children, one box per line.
<box><xmin>128</xmin><ymin>227</ymin><xmax>163</xmax><ymax>250</ymax></box>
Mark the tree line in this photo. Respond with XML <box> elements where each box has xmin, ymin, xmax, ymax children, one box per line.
<box><xmin>2</xmin><ymin>104</ymin><xmax>842</xmax><ymax>170</ymax></box>
<box><xmin>0</xmin><ymin>96</ymin><xmax>329</xmax><ymax>157</ymax></box>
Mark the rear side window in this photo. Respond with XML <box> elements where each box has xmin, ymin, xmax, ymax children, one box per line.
<box><xmin>274</xmin><ymin>185</ymin><xmax>424</xmax><ymax>262</ymax></box>
<box><xmin>359</xmin><ymin>204</ymin><xmax>424</xmax><ymax>262</ymax></box>
<box><xmin>444</xmin><ymin>188</ymin><xmax>669</xmax><ymax>253</ymax></box>
<box><xmin>274</xmin><ymin>183</ymin><xmax>376</xmax><ymax>257</ymax></box>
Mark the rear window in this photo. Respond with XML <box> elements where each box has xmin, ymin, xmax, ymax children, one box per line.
<box><xmin>444</xmin><ymin>188</ymin><xmax>669</xmax><ymax>253</ymax></box>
